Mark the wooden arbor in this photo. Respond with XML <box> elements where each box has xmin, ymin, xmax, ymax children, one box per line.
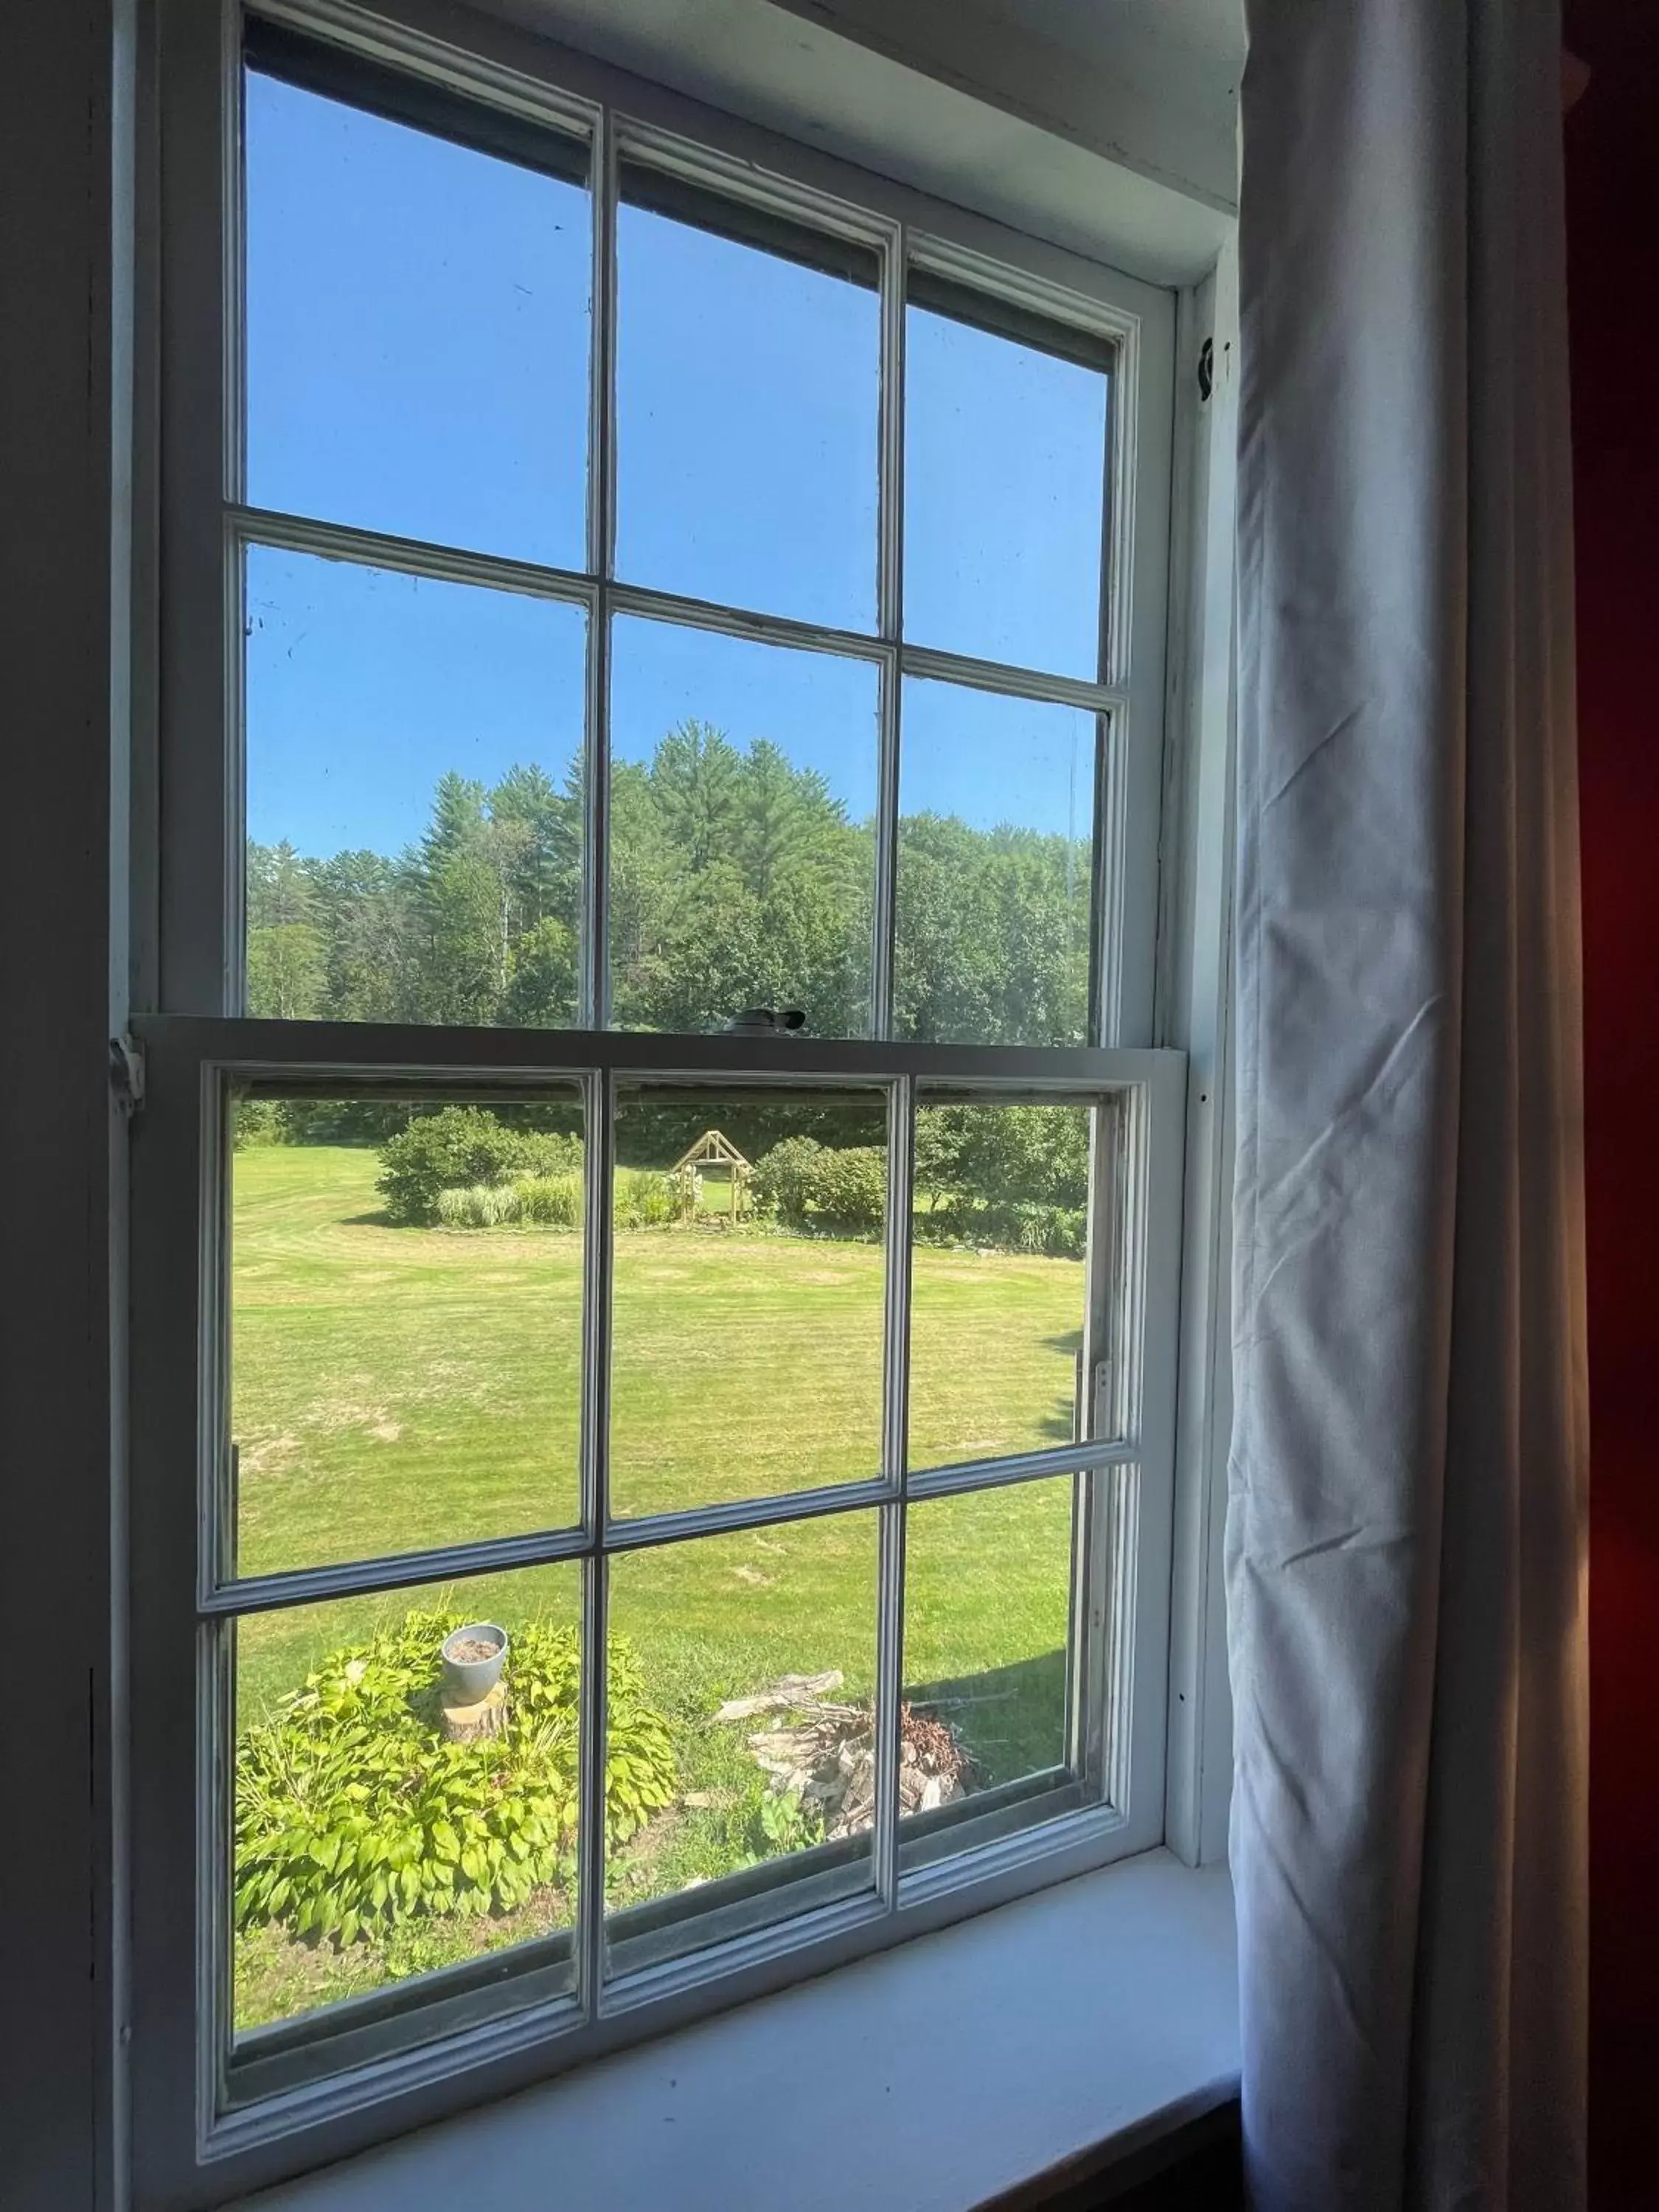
<box><xmin>671</xmin><ymin>1127</ymin><xmax>752</xmax><ymax>1220</ymax></box>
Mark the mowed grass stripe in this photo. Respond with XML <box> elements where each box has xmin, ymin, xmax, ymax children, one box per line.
<box><xmin>230</xmin><ymin>1145</ymin><xmax>1084</xmax><ymax>1739</ymax></box>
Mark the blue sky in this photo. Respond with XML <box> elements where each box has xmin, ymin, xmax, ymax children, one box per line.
<box><xmin>244</xmin><ymin>71</ymin><xmax>1108</xmax><ymax>858</ymax></box>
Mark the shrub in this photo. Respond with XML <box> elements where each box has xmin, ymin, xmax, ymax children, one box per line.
<box><xmin>614</xmin><ymin>1168</ymin><xmax>676</xmax><ymax>1230</ymax></box>
<box><xmin>389</xmin><ymin>1133</ymin><xmax>668</xmax><ymax>1239</ymax></box>
<box><xmin>808</xmin><ymin>1146</ymin><xmax>886</xmax><ymax>1237</ymax></box>
<box><xmin>434</xmin><ymin>1182</ymin><xmax>518</xmax><ymax>1228</ymax></box>
<box><xmin>511</xmin><ymin>1171</ymin><xmax>583</xmax><ymax>1228</ymax></box>
<box><xmin>378</xmin><ymin>1114</ymin><xmax>587</xmax><ymax>1225</ymax></box>
<box><xmin>377</xmin><ymin>1107</ymin><xmax>530</xmax><ymax>1224</ymax></box>
<box><xmin>434</xmin><ymin>1174</ymin><xmax>584</xmax><ymax>1230</ymax></box>
<box><xmin>234</xmin><ymin>1611</ymin><xmax>675</xmax><ymax>1948</ymax></box>
<box><xmin>516</xmin><ymin>1130</ymin><xmax>583</xmax><ymax>1180</ymax></box>
<box><xmin>233</xmin><ymin>1098</ymin><xmax>291</xmax><ymax>1150</ymax></box>
<box><xmin>917</xmin><ymin>1198</ymin><xmax>1087</xmax><ymax>1258</ymax></box>
<box><xmin>914</xmin><ymin>1103</ymin><xmax>1089</xmax><ymax>1214</ymax></box>
<box><xmin>751</xmin><ymin>1136</ymin><xmax>822</xmax><ymax>1228</ymax></box>
<box><xmin>752</xmin><ymin>1138</ymin><xmax>885</xmax><ymax>1239</ymax></box>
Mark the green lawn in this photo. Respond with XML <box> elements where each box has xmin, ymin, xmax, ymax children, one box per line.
<box><xmin>230</xmin><ymin>1143</ymin><xmax>1083</xmax><ymax>2028</ymax></box>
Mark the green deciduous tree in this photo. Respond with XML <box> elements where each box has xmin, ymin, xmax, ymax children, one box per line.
<box><xmin>246</xmin><ymin>723</ymin><xmax>1090</xmax><ymax>1050</ymax></box>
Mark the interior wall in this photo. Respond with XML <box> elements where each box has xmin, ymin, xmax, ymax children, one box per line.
<box><xmin>1562</xmin><ymin>4</ymin><xmax>1659</xmax><ymax>2202</ymax></box>
<box><xmin>0</xmin><ymin>6</ymin><xmax>128</xmax><ymax>2211</ymax></box>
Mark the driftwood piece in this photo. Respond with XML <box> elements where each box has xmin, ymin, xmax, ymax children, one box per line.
<box><xmin>711</xmin><ymin>1669</ymin><xmax>845</xmax><ymax>1722</ymax></box>
<box><xmin>710</xmin><ymin>1681</ymin><xmax>975</xmax><ymax>1842</ymax></box>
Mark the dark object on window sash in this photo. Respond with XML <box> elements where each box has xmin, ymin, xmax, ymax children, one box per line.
<box><xmin>722</xmin><ymin>1007</ymin><xmax>807</xmax><ymax>1034</ymax></box>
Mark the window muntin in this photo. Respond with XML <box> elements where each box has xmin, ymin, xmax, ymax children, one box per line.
<box><xmin>135</xmin><ymin>2</ymin><xmax>1180</xmax><ymax>2182</ymax></box>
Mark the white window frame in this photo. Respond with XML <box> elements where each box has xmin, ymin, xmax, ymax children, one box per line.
<box><xmin>122</xmin><ymin>4</ymin><xmax>1224</xmax><ymax>2206</ymax></box>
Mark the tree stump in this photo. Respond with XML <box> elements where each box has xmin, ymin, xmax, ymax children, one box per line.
<box><xmin>440</xmin><ymin>1682</ymin><xmax>509</xmax><ymax>1742</ymax></box>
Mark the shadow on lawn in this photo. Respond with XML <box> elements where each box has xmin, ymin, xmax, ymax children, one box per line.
<box><xmin>907</xmin><ymin>1647</ymin><xmax>1068</xmax><ymax>1790</ymax></box>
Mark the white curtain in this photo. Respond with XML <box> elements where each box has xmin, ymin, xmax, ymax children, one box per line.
<box><xmin>1227</xmin><ymin>4</ymin><xmax>1589</xmax><ymax>2208</ymax></box>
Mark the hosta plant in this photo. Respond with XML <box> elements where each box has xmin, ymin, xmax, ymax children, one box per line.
<box><xmin>234</xmin><ymin>1611</ymin><xmax>675</xmax><ymax>1948</ymax></box>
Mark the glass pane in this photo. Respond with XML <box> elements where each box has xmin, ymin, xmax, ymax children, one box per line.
<box><xmin>894</xmin><ymin>678</ymin><xmax>1097</xmax><ymax>1046</ymax></box>
<box><xmin>230</xmin><ymin>1090</ymin><xmax>585</xmax><ymax>1577</ymax></box>
<box><xmin>607</xmin><ymin>616</ymin><xmax>878</xmax><ymax>1037</ymax></box>
<box><xmin>605</xmin><ymin>1514</ymin><xmax>879</xmax><ymax>1972</ymax></box>
<box><xmin>908</xmin><ymin>1099</ymin><xmax>1093</xmax><ymax>1470</ymax></box>
<box><xmin>232</xmin><ymin>1559</ymin><xmax>583</xmax><ymax>2037</ymax></box>
<box><xmin>609</xmin><ymin>1085</ymin><xmax>888</xmax><ymax>1518</ymax></box>
<box><xmin>904</xmin><ymin>289</ymin><xmax>1109</xmax><ymax>677</ymax></box>
<box><xmin>616</xmin><ymin>175</ymin><xmax>878</xmax><ymax>628</ymax></box>
<box><xmin>246</xmin><ymin>65</ymin><xmax>590</xmax><ymax>566</ymax></box>
<box><xmin>244</xmin><ymin>546</ymin><xmax>586</xmax><ymax>1026</ymax></box>
<box><xmin>900</xmin><ymin>1478</ymin><xmax>1076</xmax><ymax>1851</ymax></box>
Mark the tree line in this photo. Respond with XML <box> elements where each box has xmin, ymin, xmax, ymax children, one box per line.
<box><xmin>248</xmin><ymin>720</ymin><xmax>1091</xmax><ymax>1043</ymax></box>
<box><xmin>347</xmin><ymin>1095</ymin><xmax>1091</xmax><ymax>1256</ymax></box>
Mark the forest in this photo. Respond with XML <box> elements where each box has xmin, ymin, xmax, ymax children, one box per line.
<box><xmin>247</xmin><ymin>719</ymin><xmax>1093</xmax><ymax>1044</ymax></box>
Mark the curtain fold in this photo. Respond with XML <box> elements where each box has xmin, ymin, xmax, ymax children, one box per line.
<box><xmin>1228</xmin><ymin>4</ymin><xmax>1588</xmax><ymax>2207</ymax></box>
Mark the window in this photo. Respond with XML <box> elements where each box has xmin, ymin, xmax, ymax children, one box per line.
<box><xmin>131</xmin><ymin>3</ymin><xmax>1183</xmax><ymax>2197</ymax></box>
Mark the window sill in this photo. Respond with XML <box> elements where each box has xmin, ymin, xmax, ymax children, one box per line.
<box><xmin>230</xmin><ymin>1848</ymin><xmax>1237</xmax><ymax>2212</ymax></box>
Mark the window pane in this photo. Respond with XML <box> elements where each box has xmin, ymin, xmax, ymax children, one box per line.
<box><xmin>894</xmin><ymin>678</ymin><xmax>1098</xmax><ymax>1046</ymax></box>
<box><xmin>230</xmin><ymin>1091</ymin><xmax>585</xmax><ymax>1577</ymax></box>
<box><xmin>244</xmin><ymin>546</ymin><xmax>586</xmax><ymax>1026</ymax></box>
<box><xmin>616</xmin><ymin>175</ymin><xmax>879</xmax><ymax>629</ymax></box>
<box><xmin>246</xmin><ymin>66</ymin><xmax>589</xmax><ymax>566</ymax></box>
<box><xmin>607</xmin><ymin>616</ymin><xmax>877</xmax><ymax>1037</ymax></box>
<box><xmin>605</xmin><ymin>1514</ymin><xmax>879</xmax><ymax>1973</ymax></box>
<box><xmin>908</xmin><ymin>1099</ymin><xmax>1093</xmax><ymax>1470</ymax></box>
<box><xmin>900</xmin><ymin>1478</ymin><xmax>1076</xmax><ymax>1860</ymax></box>
<box><xmin>609</xmin><ymin>1086</ymin><xmax>888</xmax><ymax>1518</ymax></box>
<box><xmin>232</xmin><ymin>1559</ymin><xmax>582</xmax><ymax>2037</ymax></box>
<box><xmin>904</xmin><ymin>291</ymin><xmax>1109</xmax><ymax>677</ymax></box>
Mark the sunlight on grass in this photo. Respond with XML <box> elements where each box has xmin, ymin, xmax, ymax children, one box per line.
<box><xmin>903</xmin><ymin>1480</ymin><xmax>1074</xmax><ymax>1792</ymax></box>
<box><xmin>233</xmin><ymin>1144</ymin><xmax>1086</xmax><ymax>1570</ymax></box>
<box><xmin>231</xmin><ymin>1144</ymin><xmax>584</xmax><ymax>1575</ymax></box>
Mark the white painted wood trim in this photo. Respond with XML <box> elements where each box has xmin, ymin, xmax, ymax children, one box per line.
<box><xmin>232</xmin><ymin>1852</ymin><xmax>1238</xmax><ymax>2212</ymax></box>
<box><xmin>1161</xmin><ymin>237</ymin><xmax>1239</xmax><ymax>1869</ymax></box>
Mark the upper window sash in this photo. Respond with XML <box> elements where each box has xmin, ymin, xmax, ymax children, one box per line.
<box><xmin>154</xmin><ymin>0</ymin><xmax>1173</xmax><ymax>1050</ymax></box>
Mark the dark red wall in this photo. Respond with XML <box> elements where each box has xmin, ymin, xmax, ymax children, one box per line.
<box><xmin>1563</xmin><ymin>4</ymin><xmax>1659</xmax><ymax>2202</ymax></box>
